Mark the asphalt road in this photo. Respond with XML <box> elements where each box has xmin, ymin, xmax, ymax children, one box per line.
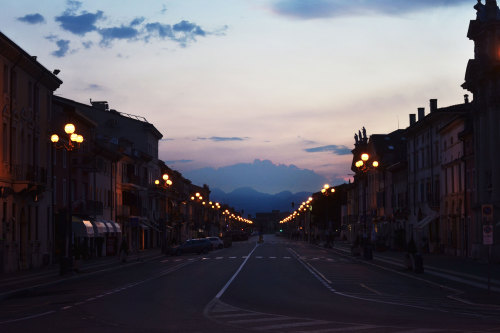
<box><xmin>1</xmin><ymin>235</ymin><xmax>500</xmax><ymax>333</ymax></box>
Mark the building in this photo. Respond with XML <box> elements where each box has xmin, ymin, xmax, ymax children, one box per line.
<box><xmin>52</xmin><ymin>97</ymin><xmax>163</xmax><ymax>252</ymax></box>
<box><xmin>462</xmin><ymin>0</ymin><xmax>500</xmax><ymax>260</ymax></box>
<box><xmin>0</xmin><ymin>32</ymin><xmax>62</xmax><ymax>272</ymax></box>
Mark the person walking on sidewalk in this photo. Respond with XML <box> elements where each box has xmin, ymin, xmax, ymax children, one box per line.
<box><xmin>119</xmin><ymin>237</ymin><xmax>129</xmax><ymax>263</ymax></box>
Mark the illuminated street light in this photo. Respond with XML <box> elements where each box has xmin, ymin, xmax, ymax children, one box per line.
<box><xmin>50</xmin><ymin>123</ymin><xmax>84</xmax><ymax>275</ymax></box>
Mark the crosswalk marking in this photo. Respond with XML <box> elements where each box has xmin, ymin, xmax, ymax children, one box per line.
<box><xmin>296</xmin><ymin>324</ymin><xmax>378</xmax><ymax>332</ymax></box>
<box><xmin>161</xmin><ymin>256</ymin><xmax>351</xmax><ymax>262</ymax></box>
<box><xmin>254</xmin><ymin>320</ymin><xmax>330</xmax><ymax>330</ymax></box>
<box><xmin>206</xmin><ymin>300</ymin><xmax>459</xmax><ymax>333</ymax></box>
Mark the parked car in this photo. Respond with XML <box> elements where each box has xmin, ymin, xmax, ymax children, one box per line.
<box><xmin>222</xmin><ymin>235</ymin><xmax>232</xmax><ymax>248</ymax></box>
<box><xmin>224</xmin><ymin>230</ymin><xmax>249</xmax><ymax>241</ymax></box>
<box><xmin>206</xmin><ymin>236</ymin><xmax>224</xmax><ymax>249</ymax></box>
<box><xmin>173</xmin><ymin>238</ymin><xmax>212</xmax><ymax>255</ymax></box>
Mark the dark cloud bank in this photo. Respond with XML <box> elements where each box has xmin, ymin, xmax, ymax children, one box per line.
<box><xmin>271</xmin><ymin>0</ymin><xmax>471</xmax><ymax>19</ymax></box>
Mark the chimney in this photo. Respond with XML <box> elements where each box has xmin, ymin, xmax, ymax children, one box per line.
<box><xmin>90</xmin><ymin>100</ymin><xmax>109</xmax><ymax>111</ymax></box>
<box><xmin>430</xmin><ymin>99</ymin><xmax>438</xmax><ymax>113</ymax></box>
<box><xmin>409</xmin><ymin>114</ymin><xmax>416</xmax><ymax>126</ymax></box>
<box><xmin>418</xmin><ymin>107</ymin><xmax>425</xmax><ymax>121</ymax></box>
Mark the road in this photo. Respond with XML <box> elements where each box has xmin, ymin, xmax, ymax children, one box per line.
<box><xmin>1</xmin><ymin>235</ymin><xmax>499</xmax><ymax>332</ymax></box>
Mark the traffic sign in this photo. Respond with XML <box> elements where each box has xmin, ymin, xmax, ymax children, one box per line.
<box><xmin>482</xmin><ymin>204</ymin><xmax>493</xmax><ymax>217</ymax></box>
<box><xmin>483</xmin><ymin>224</ymin><xmax>493</xmax><ymax>245</ymax></box>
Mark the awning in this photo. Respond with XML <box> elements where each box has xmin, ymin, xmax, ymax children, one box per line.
<box><xmin>416</xmin><ymin>213</ymin><xmax>438</xmax><ymax>229</ymax></box>
<box><xmin>72</xmin><ymin>219</ymin><xmax>95</xmax><ymax>238</ymax></box>
<box><xmin>91</xmin><ymin>221</ymin><xmax>108</xmax><ymax>237</ymax></box>
<box><xmin>104</xmin><ymin>220</ymin><xmax>122</xmax><ymax>234</ymax></box>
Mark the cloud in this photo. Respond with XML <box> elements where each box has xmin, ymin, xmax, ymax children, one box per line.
<box><xmin>270</xmin><ymin>0</ymin><xmax>471</xmax><ymax>19</ymax></box>
<box><xmin>160</xmin><ymin>138</ymin><xmax>175</xmax><ymax>141</ymax></box>
<box><xmin>17</xmin><ymin>13</ymin><xmax>45</xmax><ymax>24</ymax></box>
<box><xmin>145</xmin><ymin>22</ymin><xmax>174</xmax><ymax>39</ymax></box>
<box><xmin>130</xmin><ymin>17</ymin><xmax>145</xmax><ymax>26</ymax></box>
<box><xmin>55</xmin><ymin>10</ymin><xmax>104</xmax><ymax>35</ymax></box>
<box><xmin>51</xmin><ymin>39</ymin><xmax>71</xmax><ymax>57</ymax></box>
<box><xmin>173</xmin><ymin>20</ymin><xmax>206</xmax><ymax>36</ymax></box>
<box><xmin>82</xmin><ymin>40</ymin><xmax>93</xmax><ymax>49</ymax></box>
<box><xmin>197</xmin><ymin>137</ymin><xmax>248</xmax><ymax>142</ymax></box>
<box><xmin>165</xmin><ymin>159</ymin><xmax>193</xmax><ymax>164</ymax></box>
<box><xmin>84</xmin><ymin>84</ymin><xmax>104</xmax><ymax>91</ymax></box>
<box><xmin>305</xmin><ymin>145</ymin><xmax>351</xmax><ymax>155</ymax></box>
<box><xmin>145</xmin><ymin>20</ymin><xmax>208</xmax><ymax>47</ymax></box>
<box><xmin>184</xmin><ymin>159</ymin><xmax>328</xmax><ymax>194</ymax></box>
<box><xmin>98</xmin><ymin>25</ymin><xmax>140</xmax><ymax>46</ymax></box>
<box><xmin>47</xmin><ymin>2</ymin><xmax>217</xmax><ymax>56</ymax></box>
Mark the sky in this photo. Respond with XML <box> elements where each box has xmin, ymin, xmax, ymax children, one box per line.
<box><xmin>1</xmin><ymin>0</ymin><xmax>476</xmax><ymax>193</ymax></box>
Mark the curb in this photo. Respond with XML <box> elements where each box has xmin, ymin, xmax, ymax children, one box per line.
<box><xmin>0</xmin><ymin>252</ymin><xmax>163</xmax><ymax>301</ymax></box>
<box><xmin>331</xmin><ymin>244</ymin><xmax>500</xmax><ymax>293</ymax></box>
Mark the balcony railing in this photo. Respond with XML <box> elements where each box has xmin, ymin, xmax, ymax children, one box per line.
<box><xmin>73</xmin><ymin>200</ymin><xmax>104</xmax><ymax>216</ymax></box>
<box><xmin>11</xmin><ymin>165</ymin><xmax>47</xmax><ymax>183</ymax></box>
<box><xmin>117</xmin><ymin>205</ymin><xmax>130</xmax><ymax>217</ymax></box>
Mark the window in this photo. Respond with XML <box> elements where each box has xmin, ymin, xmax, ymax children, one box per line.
<box><xmin>458</xmin><ymin>163</ymin><xmax>462</xmax><ymax>192</ymax></box>
<box><xmin>2</xmin><ymin>65</ymin><xmax>8</xmax><ymax>93</ymax></box>
<box><xmin>28</xmin><ymin>81</ymin><xmax>33</xmax><ymax>107</ymax></box>
<box><xmin>12</xmin><ymin>203</ymin><xmax>16</xmax><ymax>242</ymax></box>
<box><xmin>53</xmin><ymin>176</ymin><xmax>57</xmax><ymax>202</ymax></box>
<box><xmin>2</xmin><ymin>202</ymin><xmax>7</xmax><ymax>240</ymax></box>
<box><xmin>11</xmin><ymin>127</ymin><xmax>16</xmax><ymax>164</ymax></box>
<box><xmin>451</xmin><ymin>166</ymin><xmax>455</xmax><ymax>193</ymax></box>
<box><xmin>2</xmin><ymin>123</ymin><xmax>7</xmax><ymax>162</ymax></box>
<box><xmin>34</xmin><ymin>86</ymin><xmax>40</xmax><ymax>117</ymax></box>
<box><xmin>62</xmin><ymin>179</ymin><xmax>67</xmax><ymax>205</ymax></box>
<box><xmin>11</xmin><ymin>71</ymin><xmax>17</xmax><ymax>99</ymax></box>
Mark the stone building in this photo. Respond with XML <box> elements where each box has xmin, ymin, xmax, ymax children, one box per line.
<box><xmin>462</xmin><ymin>0</ymin><xmax>500</xmax><ymax>260</ymax></box>
<box><xmin>0</xmin><ymin>32</ymin><xmax>62</xmax><ymax>272</ymax></box>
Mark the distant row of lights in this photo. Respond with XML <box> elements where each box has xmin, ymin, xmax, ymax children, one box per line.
<box><xmin>279</xmin><ymin>184</ymin><xmax>335</xmax><ymax>224</ymax></box>
<box><xmin>154</xmin><ymin>174</ymin><xmax>252</xmax><ymax>224</ymax></box>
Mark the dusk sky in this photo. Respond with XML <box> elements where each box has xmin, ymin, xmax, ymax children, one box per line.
<box><xmin>2</xmin><ymin>0</ymin><xmax>474</xmax><ymax>193</ymax></box>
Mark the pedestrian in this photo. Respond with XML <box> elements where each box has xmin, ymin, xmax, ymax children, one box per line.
<box><xmin>119</xmin><ymin>237</ymin><xmax>129</xmax><ymax>263</ymax></box>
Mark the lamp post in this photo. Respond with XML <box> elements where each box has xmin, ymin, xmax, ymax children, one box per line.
<box><xmin>321</xmin><ymin>184</ymin><xmax>336</xmax><ymax>247</ymax></box>
<box><xmin>51</xmin><ymin>123</ymin><xmax>84</xmax><ymax>275</ymax></box>
<box><xmin>155</xmin><ymin>173</ymin><xmax>172</xmax><ymax>254</ymax></box>
<box><xmin>355</xmin><ymin>152</ymin><xmax>379</xmax><ymax>259</ymax></box>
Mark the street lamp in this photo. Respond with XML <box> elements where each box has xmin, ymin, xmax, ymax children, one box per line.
<box><xmin>155</xmin><ymin>173</ymin><xmax>173</xmax><ymax>254</ymax></box>
<box><xmin>355</xmin><ymin>152</ymin><xmax>379</xmax><ymax>260</ymax></box>
<box><xmin>51</xmin><ymin>123</ymin><xmax>84</xmax><ymax>275</ymax></box>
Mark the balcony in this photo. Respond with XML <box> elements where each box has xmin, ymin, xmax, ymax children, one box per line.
<box><xmin>117</xmin><ymin>205</ymin><xmax>130</xmax><ymax>217</ymax></box>
<box><xmin>72</xmin><ymin>200</ymin><xmax>104</xmax><ymax>216</ymax></box>
<box><xmin>11</xmin><ymin>165</ymin><xmax>47</xmax><ymax>183</ymax></box>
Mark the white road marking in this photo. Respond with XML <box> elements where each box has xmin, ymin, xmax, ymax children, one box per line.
<box><xmin>296</xmin><ymin>324</ymin><xmax>379</xmax><ymax>332</ymax></box>
<box><xmin>228</xmin><ymin>316</ymin><xmax>290</xmax><ymax>324</ymax></box>
<box><xmin>254</xmin><ymin>320</ymin><xmax>330</xmax><ymax>330</ymax></box>
<box><xmin>0</xmin><ymin>311</ymin><xmax>56</xmax><ymax>324</ymax></box>
<box><xmin>360</xmin><ymin>283</ymin><xmax>383</xmax><ymax>296</ymax></box>
<box><xmin>214</xmin><ymin>243</ymin><xmax>259</xmax><ymax>299</ymax></box>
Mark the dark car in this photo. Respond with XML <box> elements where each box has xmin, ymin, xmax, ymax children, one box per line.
<box><xmin>224</xmin><ymin>230</ymin><xmax>249</xmax><ymax>241</ymax></box>
<box><xmin>173</xmin><ymin>238</ymin><xmax>212</xmax><ymax>255</ymax></box>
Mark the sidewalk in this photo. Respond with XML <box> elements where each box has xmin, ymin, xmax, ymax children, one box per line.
<box><xmin>0</xmin><ymin>248</ymin><xmax>163</xmax><ymax>301</ymax></box>
<box><xmin>331</xmin><ymin>240</ymin><xmax>500</xmax><ymax>305</ymax></box>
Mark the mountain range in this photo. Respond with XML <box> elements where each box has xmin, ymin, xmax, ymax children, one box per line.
<box><xmin>209</xmin><ymin>187</ymin><xmax>312</xmax><ymax>217</ymax></box>
<box><xmin>183</xmin><ymin>159</ymin><xmax>328</xmax><ymax>194</ymax></box>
